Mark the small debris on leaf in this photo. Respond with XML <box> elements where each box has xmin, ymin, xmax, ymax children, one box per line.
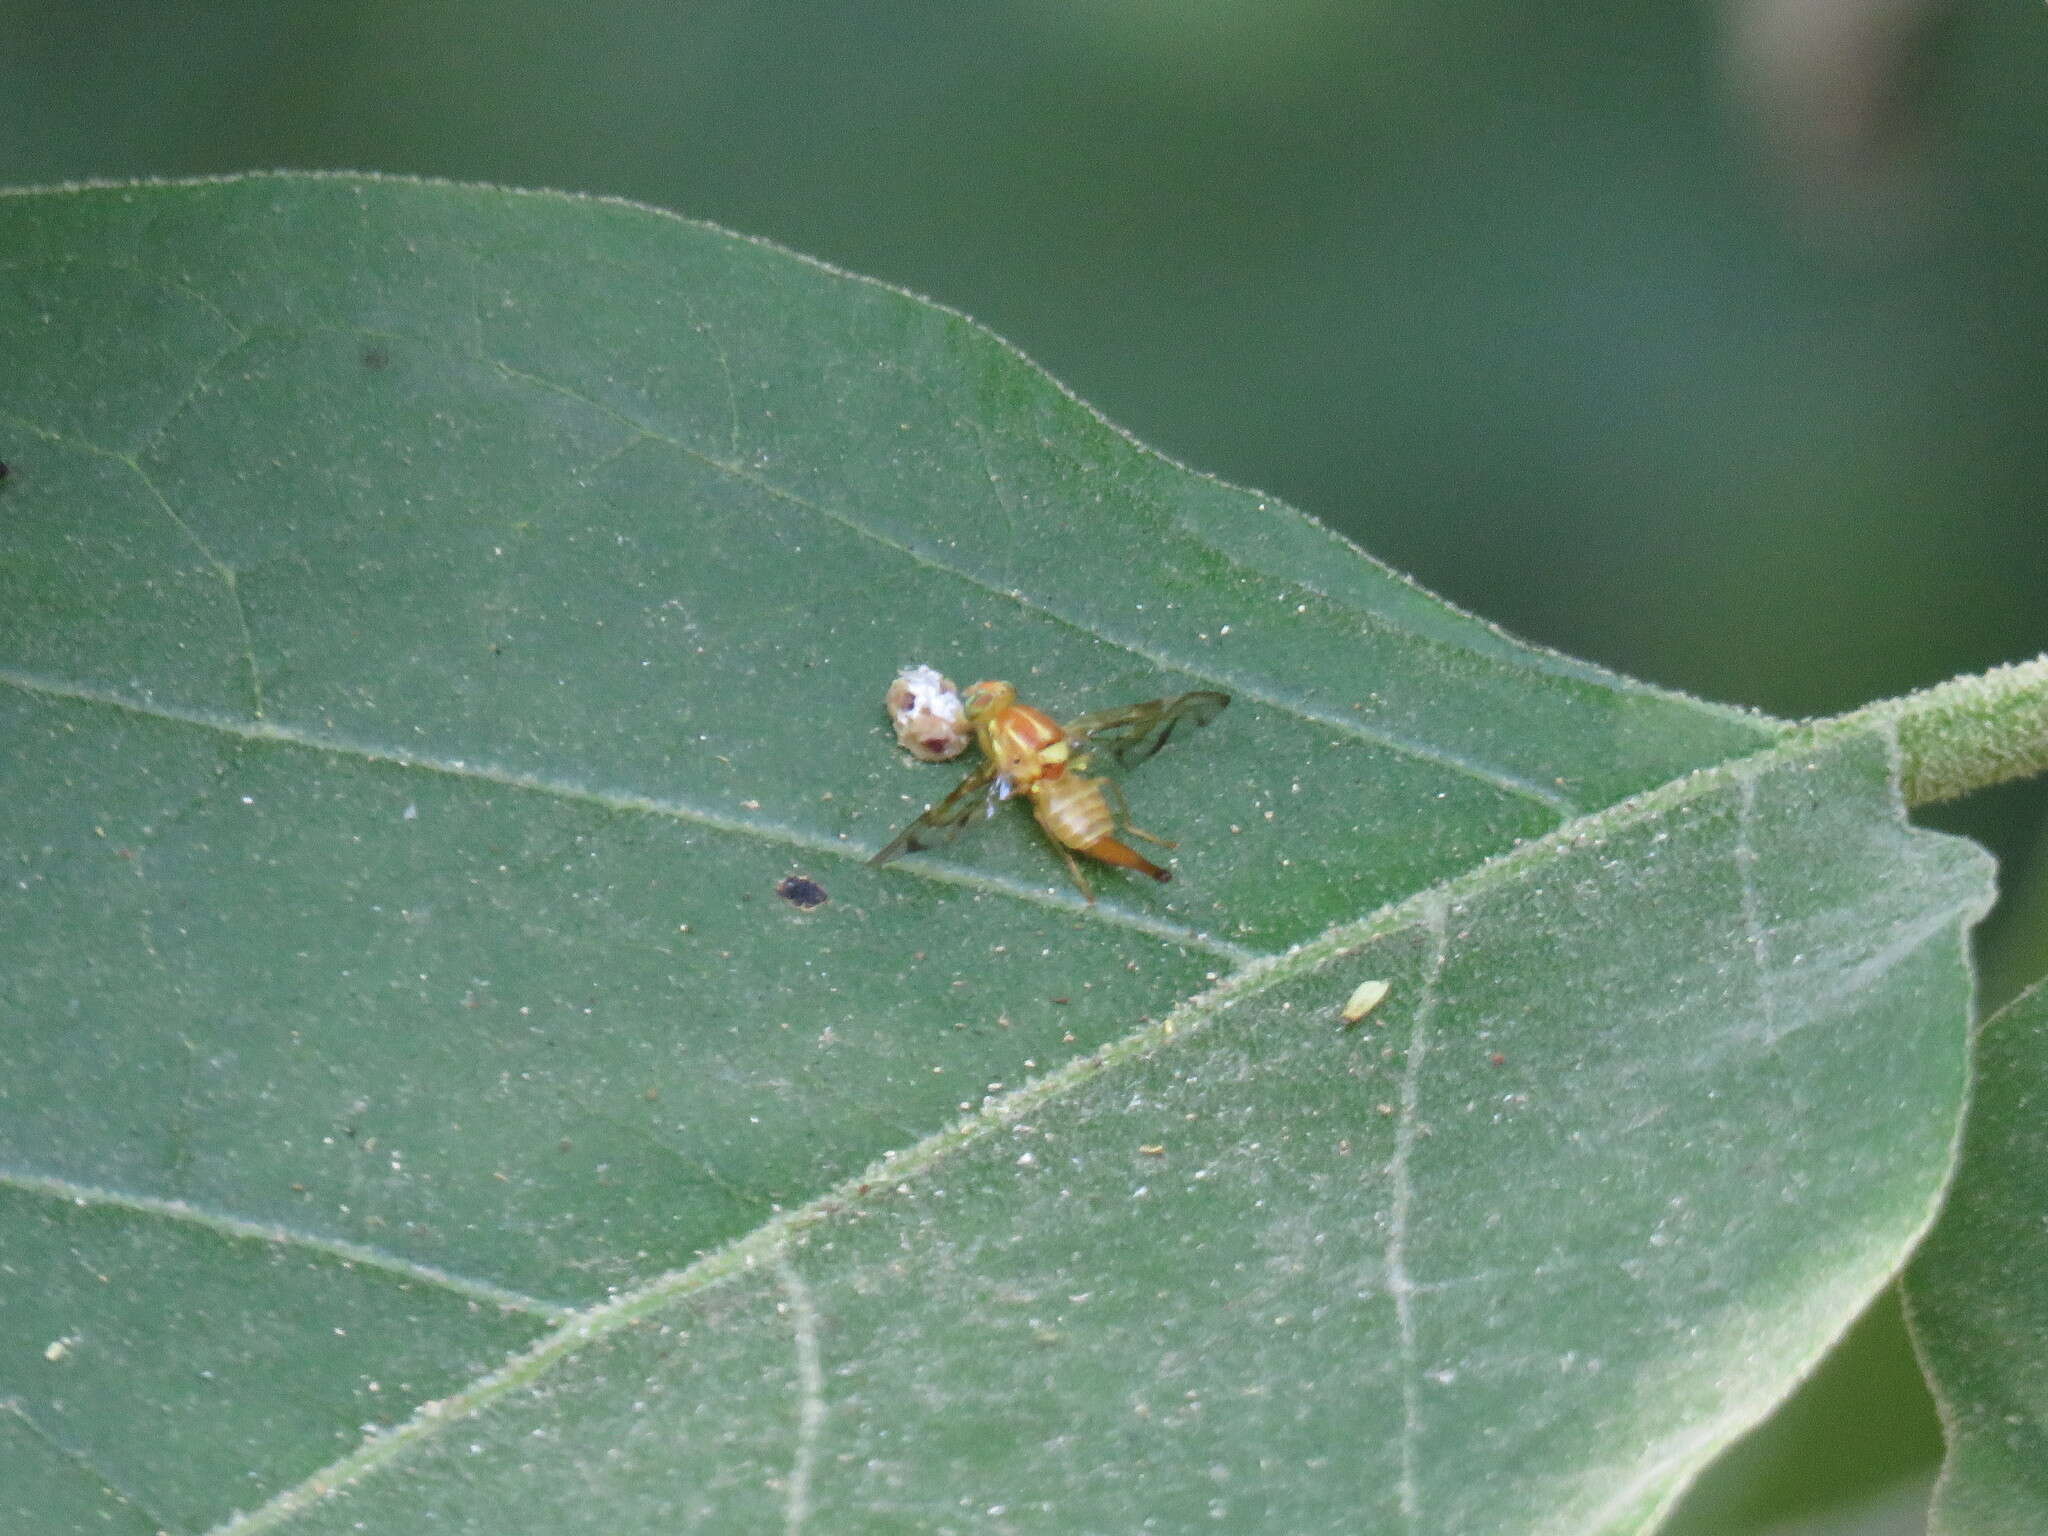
<box><xmin>1340</xmin><ymin>978</ymin><xmax>1391</xmax><ymax>1028</ymax></box>
<box><xmin>776</xmin><ymin>875</ymin><xmax>829</xmax><ymax>911</ymax></box>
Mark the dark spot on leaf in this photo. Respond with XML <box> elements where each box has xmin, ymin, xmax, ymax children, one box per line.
<box><xmin>776</xmin><ymin>875</ymin><xmax>828</xmax><ymax>911</ymax></box>
<box><xmin>362</xmin><ymin>346</ymin><xmax>389</xmax><ymax>370</ymax></box>
<box><xmin>0</xmin><ymin>460</ymin><xmax>10</xmax><ymax>480</ymax></box>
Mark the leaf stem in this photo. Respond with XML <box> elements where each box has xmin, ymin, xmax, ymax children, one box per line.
<box><xmin>1815</xmin><ymin>653</ymin><xmax>2048</xmax><ymax>806</ymax></box>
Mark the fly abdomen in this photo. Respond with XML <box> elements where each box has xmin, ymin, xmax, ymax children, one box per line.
<box><xmin>1030</xmin><ymin>775</ymin><xmax>1166</xmax><ymax>879</ymax></box>
<box><xmin>1031</xmin><ymin>773</ymin><xmax>1114</xmax><ymax>851</ymax></box>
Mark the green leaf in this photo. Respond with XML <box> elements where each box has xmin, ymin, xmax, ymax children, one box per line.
<box><xmin>1904</xmin><ymin>978</ymin><xmax>2048</xmax><ymax>1536</ymax></box>
<box><xmin>0</xmin><ymin>175</ymin><xmax>1993</xmax><ymax>1533</ymax></box>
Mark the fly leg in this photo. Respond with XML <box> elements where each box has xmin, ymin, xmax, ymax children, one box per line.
<box><xmin>1100</xmin><ymin>777</ymin><xmax>1176</xmax><ymax>849</ymax></box>
<box><xmin>1050</xmin><ymin>837</ymin><xmax>1096</xmax><ymax>904</ymax></box>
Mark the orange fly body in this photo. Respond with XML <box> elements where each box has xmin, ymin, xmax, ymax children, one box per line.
<box><xmin>870</xmin><ymin>679</ymin><xmax>1228</xmax><ymax>902</ymax></box>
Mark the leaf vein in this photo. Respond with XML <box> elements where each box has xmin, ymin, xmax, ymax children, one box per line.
<box><xmin>1385</xmin><ymin>892</ymin><xmax>1448</xmax><ymax>1535</ymax></box>
<box><xmin>1733</xmin><ymin>770</ymin><xmax>1780</xmax><ymax>1039</ymax></box>
<box><xmin>0</xmin><ymin>666</ymin><xmax>1257</xmax><ymax>964</ymax></box>
<box><xmin>0</xmin><ymin>1168</ymin><xmax>572</xmax><ymax>1319</ymax></box>
<box><xmin>777</xmin><ymin>1254</ymin><xmax>826</xmax><ymax>1536</ymax></box>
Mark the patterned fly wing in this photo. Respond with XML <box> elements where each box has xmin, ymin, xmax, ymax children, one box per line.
<box><xmin>1062</xmin><ymin>690</ymin><xmax>1230</xmax><ymax>771</ymax></box>
<box><xmin>869</xmin><ymin>759</ymin><xmax>1004</xmax><ymax>867</ymax></box>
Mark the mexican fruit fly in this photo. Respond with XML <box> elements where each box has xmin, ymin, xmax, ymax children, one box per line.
<box><xmin>870</xmin><ymin>681</ymin><xmax>1229</xmax><ymax>901</ymax></box>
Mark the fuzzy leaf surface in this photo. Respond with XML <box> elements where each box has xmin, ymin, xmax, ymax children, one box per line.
<box><xmin>0</xmin><ymin>176</ymin><xmax>1990</xmax><ymax>1534</ymax></box>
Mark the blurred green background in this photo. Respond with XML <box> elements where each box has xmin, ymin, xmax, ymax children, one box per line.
<box><xmin>7</xmin><ymin>3</ymin><xmax>2044</xmax><ymax>1530</ymax></box>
